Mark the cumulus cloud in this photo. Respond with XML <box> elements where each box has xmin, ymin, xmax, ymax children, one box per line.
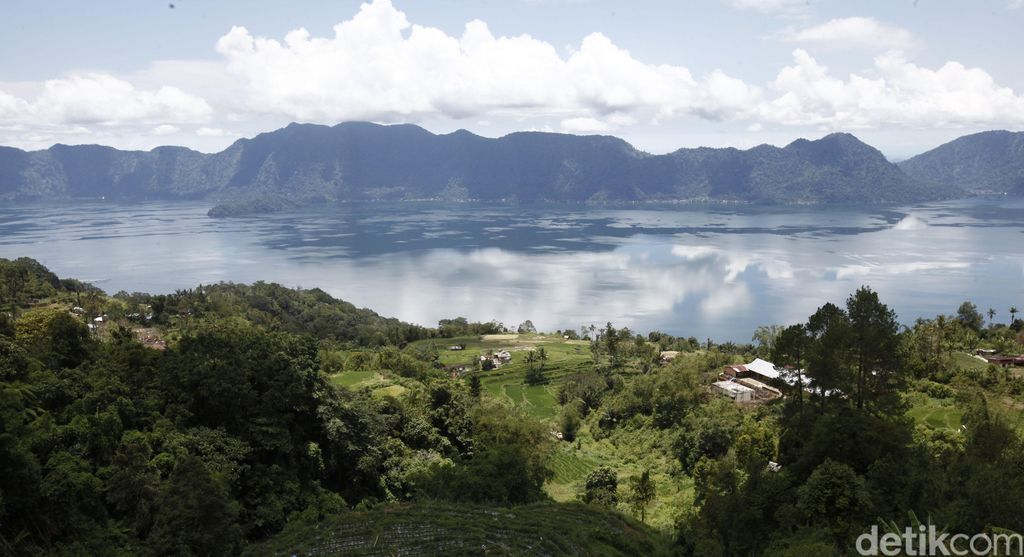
<box><xmin>212</xmin><ymin>1</ymin><xmax>1024</xmax><ymax>133</ymax></box>
<box><xmin>196</xmin><ymin>126</ymin><xmax>237</xmax><ymax>137</ymax></box>
<box><xmin>0</xmin><ymin>73</ymin><xmax>212</xmax><ymax>127</ymax></box>
<box><xmin>782</xmin><ymin>17</ymin><xmax>917</xmax><ymax>51</ymax></box>
<box><xmin>214</xmin><ymin>0</ymin><xmax>757</xmax><ymax>128</ymax></box>
<box><xmin>3</xmin><ymin>0</ymin><xmax>1024</xmax><ymax>150</ymax></box>
<box><xmin>758</xmin><ymin>49</ymin><xmax>1024</xmax><ymax>128</ymax></box>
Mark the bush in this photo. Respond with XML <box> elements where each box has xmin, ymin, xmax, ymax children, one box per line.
<box><xmin>582</xmin><ymin>466</ymin><xmax>618</xmax><ymax>507</ymax></box>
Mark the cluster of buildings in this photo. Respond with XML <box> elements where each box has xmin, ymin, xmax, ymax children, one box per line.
<box><xmin>479</xmin><ymin>350</ymin><xmax>512</xmax><ymax>369</ymax></box>
<box><xmin>711</xmin><ymin>358</ymin><xmax>786</xmax><ymax>403</ymax></box>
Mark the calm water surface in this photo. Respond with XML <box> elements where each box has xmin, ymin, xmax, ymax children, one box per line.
<box><xmin>1</xmin><ymin>199</ymin><xmax>1022</xmax><ymax>341</ymax></box>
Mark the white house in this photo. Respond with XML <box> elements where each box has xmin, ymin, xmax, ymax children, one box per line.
<box><xmin>711</xmin><ymin>380</ymin><xmax>754</xmax><ymax>403</ymax></box>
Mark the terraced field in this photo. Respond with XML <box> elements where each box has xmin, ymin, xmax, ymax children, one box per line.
<box><xmin>908</xmin><ymin>397</ymin><xmax>964</xmax><ymax>431</ymax></box>
<box><xmin>338</xmin><ymin>335</ymin><xmax>702</xmax><ymax>529</ymax></box>
<box><xmin>329</xmin><ymin>371</ymin><xmax>411</xmax><ymax>399</ymax></box>
<box><xmin>408</xmin><ymin>333</ymin><xmax>595</xmax><ymax>421</ymax></box>
<box><xmin>329</xmin><ymin>370</ymin><xmax>379</xmax><ymax>388</ymax></box>
<box><xmin>247</xmin><ymin>501</ymin><xmax>672</xmax><ymax>557</ymax></box>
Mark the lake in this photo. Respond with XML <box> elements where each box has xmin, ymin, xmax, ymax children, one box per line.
<box><xmin>1</xmin><ymin>198</ymin><xmax>1022</xmax><ymax>342</ymax></box>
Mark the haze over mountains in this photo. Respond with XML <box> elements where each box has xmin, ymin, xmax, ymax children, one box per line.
<box><xmin>0</xmin><ymin>122</ymin><xmax>1019</xmax><ymax>216</ymax></box>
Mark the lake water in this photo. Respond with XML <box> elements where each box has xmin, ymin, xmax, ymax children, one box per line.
<box><xmin>1</xmin><ymin>199</ymin><xmax>1022</xmax><ymax>342</ymax></box>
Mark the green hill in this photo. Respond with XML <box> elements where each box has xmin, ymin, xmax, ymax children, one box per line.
<box><xmin>246</xmin><ymin>501</ymin><xmax>672</xmax><ymax>557</ymax></box>
<box><xmin>898</xmin><ymin>130</ymin><xmax>1024</xmax><ymax>195</ymax></box>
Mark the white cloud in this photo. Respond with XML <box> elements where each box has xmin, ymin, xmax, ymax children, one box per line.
<box><xmin>560</xmin><ymin>117</ymin><xmax>611</xmax><ymax>133</ymax></box>
<box><xmin>758</xmin><ymin>49</ymin><xmax>1024</xmax><ymax>128</ymax></box>
<box><xmin>196</xmin><ymin>126</ymin><xmax>236</xmax><ymax>137</ymax></box>
<box><xmin>214</xmin><ymin>0</ymin><xmax>756</xmax><ymax>126</ymax></box>
<box><xmin>0</xmin><ymin>73</ymin><xmax>212</xmax><ymax>128</ymax></box>
<box><xmin>2</xmin><ymin>0</ymin><xmax>1024</xmax><ymax>151</ymax></box>
<box><xmin>783</xmin><ymin>17</ymin><xmax>917</xmax><ymax>51</ymax></box>
<box><xmin>213</xmin><ymin>1</ymin><xmax>1023</xmax><ymax>134</ymax></box>
<box><xmin>152</xmin><ymin>124</ymin><xmax>180</xmax><ymax>135</ymax></box>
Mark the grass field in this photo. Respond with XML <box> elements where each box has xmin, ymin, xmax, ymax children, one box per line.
<box><xmin>329</xmin><ymin>371</ymin><xmax>412</xmax><ymax>400</ymax></box>
<box><xmin>950</xmin><ymin>351</ymin><xmax>990</xmax><ymax>372</ymax></box>
<box><xmin>907</xmin><ymin>394</ymin><xmax>964</xmax><ymax>431</ymax></box>
<box><xmin>328</xmin><ymin>370</ymin><xmax>379</xmax><ymax>388</ymax></box>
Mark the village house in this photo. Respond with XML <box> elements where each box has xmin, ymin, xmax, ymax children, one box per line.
<box><xmin>711</xmin><ymin>380</ymin><xmax>754</xmax><ymax>403</ymax></box>
<box><xmin>722</xmin><ymin>357</ymin><xmax>784</xmax><ymax>383</ymax></box>
<box><xmin>479</xmin><ymin>349</ymin><xmax>513</xmax><ymax>370</ymax></box>
<box><xmin>984</xmin><ymin>354</ymin><xmax>1024</xmax><ymax>367</ymax></box>
<box><xmin>660</xmin><ymin>351</ymin><xmax>680</xmax><ymax>364</ymax></box>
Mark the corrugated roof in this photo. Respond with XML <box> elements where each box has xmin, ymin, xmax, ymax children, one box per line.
<box><xmin>745</xmin><ymin>358</ymin><xmax>780</xmax><ymax>379</ymax></box>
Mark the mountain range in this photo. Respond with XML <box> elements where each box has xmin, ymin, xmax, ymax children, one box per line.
<box><xmin>0</xmin><ymin>122</ymin><xmax>1019</xmax><ymax>216</ymax></box>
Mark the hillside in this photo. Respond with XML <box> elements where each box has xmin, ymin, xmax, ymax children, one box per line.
<box><xmin>246</xmin><ymin>501</ymin><xmax>672</xmax><ymax>557</ymax></box>
<box><xmin>3</xmin><ymin>258</ymin><xmax>1024</xmax><ymax>555</ymax></box>
<box><xmin>0</xmin><ymin>122</ymin><xmax>957</xmax><ymax>212</ymax></box>
<box><xmin>898</xmin><ymin>130</ymin><xmax>1024</xmax><ymax>195</ymax></box>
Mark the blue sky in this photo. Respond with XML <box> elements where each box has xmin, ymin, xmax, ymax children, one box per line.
<box><xmin>2</xmin><ymin>0</ymin><xmax>1023</xmax><ymax>158</ymax></box>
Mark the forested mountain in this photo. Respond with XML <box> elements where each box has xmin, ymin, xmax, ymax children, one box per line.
<box><xmin>899</xmin><ymin>130</ymin><xmax>1024</xmax><ymax>195</ymax></box>
<box><xmin>0</xmin><ymin>122</ymin><xmax>960</xmax><ymax>213</ymax></box>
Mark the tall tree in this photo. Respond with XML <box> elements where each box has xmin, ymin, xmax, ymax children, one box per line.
<box><xmin>846</xmin><ymin>287</ymin><xmax>903</xmax><ymax>412</ymax></box>
<box><xmin>524</xmin><ymin>352</ymin><xmax>545</xmax><ymax>385</ymax></box>
<box><xmin>773</xmin><ymin>324</ymin><xmax>810</xmax><ymax>409</ymax></box>
<box><xmin>627</xmin><ymin>470</ymin><xmax>656</xmax><ymax>523</ymax></box>
<box><xmin>804</xmin><ymin>303</ymin><xmax>852</xmax><ymax>411</ymax></box>
<box><xmin>956</xmin><ymin>301</ymin><xmax>984</xmax><ymax>332</ymax></box>
<box><xmin>752</xmin><ymin>325</ymin><xmax>784</xmax><ymax>357</ymax></box>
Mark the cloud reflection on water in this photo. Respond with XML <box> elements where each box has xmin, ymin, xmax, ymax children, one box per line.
<box><xmin>0</xmin><ymin>199</ymin><xmax>1021</xmax><ymax>341</ymax></box>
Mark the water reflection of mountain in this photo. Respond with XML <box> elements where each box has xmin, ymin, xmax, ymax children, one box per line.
<box><xmin>0</xmin><ymin>198</ymin><xmax>1021</xmax><ymax>341</ymax></box>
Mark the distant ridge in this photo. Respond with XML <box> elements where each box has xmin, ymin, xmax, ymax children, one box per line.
<box><xmin>898</xmin><ymin>130</ymin><xmax>1024</xmax><ymax>195</ymax></box>
<box><xmin>0</xmin><ymin>122</ymin><xmax>969</xmax><ymax>215</ymax></box>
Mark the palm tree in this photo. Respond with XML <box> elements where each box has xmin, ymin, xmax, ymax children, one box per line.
<box><xmin>1011</xmin><ymin>306</ymin><xmax>1019</xmax><ymax>326</ymax></box>
<box><xmin>988</xmin><ymin>308</ymin><xmax>997</xmax><ymax>325</ymax></box>
<box><xmin>536</xmin><ymin>347</ymin><xmax>548</xmax><ymax>370</ymax></box>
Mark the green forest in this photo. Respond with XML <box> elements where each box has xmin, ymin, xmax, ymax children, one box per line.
<box><xmin>2</xmin><ymin>256</ymin><xmax>1024</xmax><ymax>556</ymax></box>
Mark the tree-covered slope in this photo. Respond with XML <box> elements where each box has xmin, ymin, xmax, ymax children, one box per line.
<box><xmin>0</xmin><ymin>122</ymin><xmax>959</xmax><ymax>209</ymax></box>
<box><xmin>247</xmin><ymin>501</ymin><xmax>672</xmax><ymax>557</ymax></box>
<box><xmin>898</xmin><ymin>130</ymin><xmax>1024</xmax><ymax>195</ymax></box>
